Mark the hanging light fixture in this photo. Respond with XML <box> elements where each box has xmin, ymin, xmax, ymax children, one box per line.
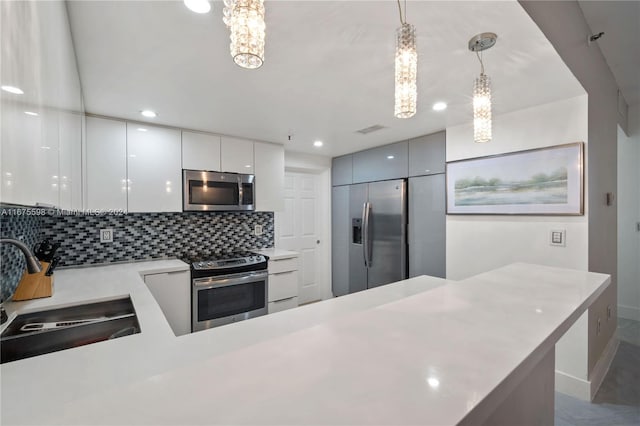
<box><xmin>468</xmin><ymin>32</ymin><xmax>497</xmax><ymax>143</ymax></box>
<box><xmin>223</xmin><ymin>0</ymin><xmax>266</xmax><ymax>69</ymax></box>
<box><xmin>394</xmin><ymin>0</ymin><xmax>417</xmax><ymax>119</ymax></box>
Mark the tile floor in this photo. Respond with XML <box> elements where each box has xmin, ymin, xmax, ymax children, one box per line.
<box><xmin>555</xmin><ymin>318</ymin><xmax>640</xmax><ymax>426</ymax></box>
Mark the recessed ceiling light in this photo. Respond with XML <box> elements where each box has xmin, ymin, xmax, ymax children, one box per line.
<box><xmin>24</xmin><ymin>111</ymin><xmax>38</xmax><ymax>116</ymax></box>
<box><xmin>387</xmin><ymin>155</ymin><xmax>395</xmax><ymax>160</ymax></box>
<box><xmin>313</xmin><ymin>140</ymin><xmax>323</xmax><ymax>147</ymax></box>
<box><xmin>184</xmin><ymin>0</ymin><xmax>211</xmax><ymax>14</ymax></box>
<box><xmin>432</xmin><ymin>102</ymin><xmax>447</xmax><ymax>111</ymax></box>
<box><xmin>1</xmin><ymin>85</ymin><xmax>24</xmax><ymax>94</ymax></box>
<box><xmin>141</xmin><ymin>110</ymin><xmax>157</xmax><ymax>118</ymax></box>
<box><xmin>427</xmin><ymin>377</ymin><xmax>440</xmax><ymax>388</ymax></box>
<box><xmin>137</xmin><ymin>128</ymin><xmax>148</xmax><ymax>132</ymax></box>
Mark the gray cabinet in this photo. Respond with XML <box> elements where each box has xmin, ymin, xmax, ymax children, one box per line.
<box><xmin>408</xmin><ymin>174</ymin><xmax>446</xmax><ymax>278</ymax></box>
<box><xmin>332</xmin><ymin>155</ymin><xmax>353</xmax><ymax>186</ymax></box>
<box><xmin>331</xmin><ymin>185</ymin><xmax>350</xmax><ymax>296</ymax></box>
<box><xmin>408</xmin><ymin>131</ymin><xmax>445</xmax><ymax>177</ymax></box>
<box><xmin>352</xmin><ymin>141</ymin><xmax>408</xmax><ymax>183</ymax></box>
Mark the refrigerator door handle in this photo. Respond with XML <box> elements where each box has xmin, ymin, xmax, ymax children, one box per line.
<box><xmin>362</xmin><ymin>202</ymin><xmax>368</xmax><ymax>267</ymax></box>
<box><xmin>363</xmin><ymin>202</ymin><xmax>372</xmax><ymax>267</ymax></box>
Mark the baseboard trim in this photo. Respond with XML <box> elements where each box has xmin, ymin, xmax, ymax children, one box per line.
<box><xmin>555</xmin><ymin>370</ymin><xmax>590</xmax><ymax>401</ymax></box>
<box><xmin>555</xmin><ymin>335</ymin><xmax>619</xmax><ymax>401</ymax></box>
<box><xmin>618</xmin><ymin>305</ymin><xmax>640</xmax><ymax>321</ymax></box>
<box><xmin>588</xmin><ymin>335</ymin><xmax>619</xmax><ymax>400</ymax></box>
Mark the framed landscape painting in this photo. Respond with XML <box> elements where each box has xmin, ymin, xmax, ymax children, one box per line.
<box><xmin>446</xmin><ymin>142</ymin><xmax>584</xmax><ymax>215</ymax></box>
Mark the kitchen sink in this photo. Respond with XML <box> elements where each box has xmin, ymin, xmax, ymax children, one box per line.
<box><xmin>1</xmin><ymin>296</ymin><xmax>140</xmax><ymax>364</ymax></box>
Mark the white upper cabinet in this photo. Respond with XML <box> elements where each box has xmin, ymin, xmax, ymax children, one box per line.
<box><xmin>58</xmin><ymin>111</ymin><xmax>83</xmax><ymax>210</ymax></box>
<box><xmin>0</xmin><ymin>1</ymin><xmax>84</xmax><ymax>208</ymax></box>
<box><xmin>254</xmin><ymin>142</ymin><xmax>284</xmax><ymax>212</ymax></box>
<box><xmin>127</xmin><ymin>124</ymin><xmax>182</xmax><ymax>212</ymax></box>
<box><xmin>220</xmin><ymin>136</ymin><xmax>254</xmax><ymax>174</ymax></box>
<box><xmin>85</xmin><ymin>117</ymin><xmax>127</xmax><ymax>211</ymax></box>
<box><xmin>182</xmin><ymin>131</ymin><xmax>221</xmax><ymax>171</ymax></box>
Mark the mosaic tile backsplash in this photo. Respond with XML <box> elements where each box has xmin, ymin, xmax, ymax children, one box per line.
<box><xmin>1</xmin><ymin>209</ymin><xmax>274</xmax><ymax>301</ymax></box>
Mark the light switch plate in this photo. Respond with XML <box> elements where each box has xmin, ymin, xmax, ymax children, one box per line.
<box><xmin>254</xmin><ymin>225</ymin><xmax>263</xmax><ymax>236</ymax></box>
<box><xmin>550</xmin><ymin>229</ymin><xmax>566</xmax><ymax>247</ymax></box>
<box><xmin>100</xmin><ymin>228</ymin><xmax>114</xmax><ymax>243</ymax></box>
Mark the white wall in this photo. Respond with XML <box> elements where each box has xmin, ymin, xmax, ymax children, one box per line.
<box><xmin>446</xmin><ymin>95</ymin><xmax>590</xmax><ymax>388</ymax></box>
<box><xmin>446</xmin><ymin>95</ymin><xmax>589</xmax><ymax>280</ymax></box>
<box><xmin>617</xmin><ymin>105</ymin><xmax>640</xmax><ymax>320</ymax></box>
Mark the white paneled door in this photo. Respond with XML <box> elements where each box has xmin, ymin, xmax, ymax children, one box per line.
<box><xmin>276</xmin><ymin>172</ymin><xmax>321</xmax><ymax>304</ymax></box>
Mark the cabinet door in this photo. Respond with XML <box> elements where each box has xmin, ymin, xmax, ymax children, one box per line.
<box><xmin>408</xmin><ymin>175</ymin><xmax>446</xmax><ymax>278</ymax></box>
<box><xmin>332</xmin><ymin>155</ymin><xmax>353</xmax><ymax>186</ymax></box>
<box><xmin>352</xmin><ymin>141</ymin><xmax>408</xmax><ymax>183</ymax></box>
<box><xmin>254</xmin><ymin>142</ymin><xmax>284</xmax><ymax>211</ymax></box>
<box><xmin>220</xmin><ymin>136</ymin><xmax>254</xmax><ymax>174</ymax></box>
<box><xmin>331</xmin><ymin>185</ymin><xmax>350</xmax><ymax>297</ymax></box>
<box><xmin>408</xmin><ymin>131</ymin><xmax>445</xmax><ymax>176</ymax></box>
<box><xmin>58</xmin><ymin>111</ymin><xmax>83</xmax><ymax>210</ymax></box>
<box><xmin>86</xmin><ymin>117</ymin><xmax>127</xmax><ymax>211</ymax></box>
<box><xmin>144</xmin><ymin>270</ymin><xmax>191</xmax><ymax>336</ymax></box>
<box><xmin>127</xmin><ymin>124</ymin><xmax>182</xmax><ymax>212</ymax></box>
<box><xmin>182</xmin><ymin>131</ymin><xmax>221</xmax><ymax>171</ymax></box>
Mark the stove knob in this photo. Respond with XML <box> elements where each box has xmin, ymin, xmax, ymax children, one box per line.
<box><xmin>207</xmin><ymin>262</ymin><xmax>213</xmax><ymax>267</ymax></box>
<box><xmin>197</xmin><ymin>262</ymin><xmax>204</xmax><ymax>268</ymax></box>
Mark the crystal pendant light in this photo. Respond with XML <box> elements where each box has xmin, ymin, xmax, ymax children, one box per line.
<box><xmin>394</xmin><ymin>1</ymin><xmax>417</xmax><ymax>119</ymax></box>
<box><xmin>395</xmin><ymin>23</ymin><xmax>417</xmax><ymax>118</ymax></box>
<box><xmin>223</xmin><ymin>0</ymin><xmax>265</xmax><ymax>69</ymax></box>
<box><xmin>468</xmin><ymin>33</ymin><xmax>497</xmax><ymax>143</ymax></box>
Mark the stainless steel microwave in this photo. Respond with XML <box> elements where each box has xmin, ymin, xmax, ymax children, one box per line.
<box><xmin>183</xmin><ymin>170</ymin><xmax>255</xmax><ymax>211</ymax></box>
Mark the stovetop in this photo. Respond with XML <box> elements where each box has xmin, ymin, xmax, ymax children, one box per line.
<box><xmin>184</xmin><ymin>251</ymin><xmax>268</xmax><ymax>273</ymax></box>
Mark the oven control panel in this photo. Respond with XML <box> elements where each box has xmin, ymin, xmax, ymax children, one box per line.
<box><xmin>192</xmin><ymin>254</ymin><xmax>267</xmax><ymax>271</ymax></box>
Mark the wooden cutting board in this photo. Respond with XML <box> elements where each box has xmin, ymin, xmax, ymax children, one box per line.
<box><xmin>12</xmin><ymin>262</ymin><xmax>54</xmax><ymax>301</ymax></box>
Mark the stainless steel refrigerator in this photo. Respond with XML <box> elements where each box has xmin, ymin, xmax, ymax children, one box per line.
<box><xmin>332</xmin><ymin>179</ymin><xmax>407</xmax><ymax>296</ymax></box>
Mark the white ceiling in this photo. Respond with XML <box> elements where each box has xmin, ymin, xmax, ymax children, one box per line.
<box><xmin>67</xmin><ymin>0</ymin><xmax>584</xmax><ymax>158</ymax></box>
<box><xmin>578</xmin><ymin>0</ymin><xmax>640</xmax><ymax>107</ymax></box>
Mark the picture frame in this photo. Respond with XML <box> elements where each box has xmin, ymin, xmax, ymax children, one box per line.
<box><xmin>446</xmin><ymin>142</ymin><xmax>584</xmax><ymax>215</ymax></box>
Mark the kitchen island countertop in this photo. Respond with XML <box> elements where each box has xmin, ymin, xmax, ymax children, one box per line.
<box><xmin>1</xmin><ymin>262</ymin><xmax>609</xmax><ymax>425</ymax></box>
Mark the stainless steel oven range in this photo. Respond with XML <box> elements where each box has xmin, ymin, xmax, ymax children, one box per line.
<box><xmin>189</xmin><ymin>252</ymin><xmax>268</xmax><ymax>332</ymax></box>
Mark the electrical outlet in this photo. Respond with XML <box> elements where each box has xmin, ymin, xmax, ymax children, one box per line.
<box><xmin>254</xmin><ymin>225</ymin><xmax>263</xmax><ymax>236</ymax></box>
<box><xmin>100</xmin><ymin>228</ymin><xmax>114</xmax><ymax>243</ymax></box>
<box><xmin>550</xmin><ymin>229</ymin><xmax>566</xmax><ymax>247</ymax></box>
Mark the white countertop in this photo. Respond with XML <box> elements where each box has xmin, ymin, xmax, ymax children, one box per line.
<box><xmin>0</xmin><ymin>262</ymin><xmax>609</xmax><ymax>425</ymax></box>
<box><xmin>254</xmin><ymin>247</ymin><xmax>299</xmax><ymax>260</ymax></box>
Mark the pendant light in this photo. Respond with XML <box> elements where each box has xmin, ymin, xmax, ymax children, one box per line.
<box><xmin>468</xmin><ymin>32</ymin><xmax>497</xmax><ymax>143</ymax></box>
<box><xmin>394</xmin><ymin>0</ymin><xmax>417</xmax><ymax>119</ymax></box>
<box><xmin>223</xmin><ymin>0</ymin><xmax>266</xmax><ymax>69</ymax></box>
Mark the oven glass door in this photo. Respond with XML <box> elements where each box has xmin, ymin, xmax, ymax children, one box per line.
<box><xmin>193</xmin><ymin>272</ymin><xmax>267</xmax><ymax>330</ymax></box>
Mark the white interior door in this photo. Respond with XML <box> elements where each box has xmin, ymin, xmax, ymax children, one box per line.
<box><xmin>276</xmin><ymin>172</ymin><xmax>321</xmax><ymax>304</ymax></box>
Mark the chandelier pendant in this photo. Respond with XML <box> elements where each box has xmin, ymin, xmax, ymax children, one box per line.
<box><xmin>223</xmin><ymin>0</ymin><xmax>266</xmax><ymax>69</ymax></box>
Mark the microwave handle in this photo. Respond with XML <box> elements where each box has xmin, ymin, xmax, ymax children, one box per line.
<box><xmin>237</xmin><ymin>175</ymin><xmax>243</xmax><ymax>207</ymax></box>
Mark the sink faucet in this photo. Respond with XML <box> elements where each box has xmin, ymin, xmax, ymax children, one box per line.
<box><xmin>0</xmin><ymin>238</ymin><xmax>42</xmax><ymax>274</ymax></box>
<box><xmin>1</xmin><ymin>238</ymin><xmax>42</xmax><ymax>324</ymax></box>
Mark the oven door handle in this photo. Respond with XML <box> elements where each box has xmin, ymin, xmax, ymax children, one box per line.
<box><xmin>193</xmin><ymin>271</ymin><xmax>268</xmax><ymax>289</ymax></box>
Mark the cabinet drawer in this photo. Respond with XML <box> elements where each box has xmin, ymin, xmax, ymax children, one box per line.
<box><xmin>268</xmin><ymin>296</ymin><xmax>299</xmax><ymax>314</ymax></box>
<box><xmin>268</xmin><ymin>257</ymin><xmax>298</xmax><ymax>274</ymax></box>
<box><xmin>268</xmin><ymin>270</ymin><xmax>298</xmax><ymax>302</ymax></box>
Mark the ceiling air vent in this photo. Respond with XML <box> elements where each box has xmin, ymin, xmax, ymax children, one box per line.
<box><xmin>356</xmin><ymin>124</ymin><xmax>386</xmax><ymax>135</ymax></box>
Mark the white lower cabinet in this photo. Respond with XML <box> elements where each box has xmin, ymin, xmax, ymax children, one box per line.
<box><xmin>267</xmin><ymin>255</ymin><xmax>299</xmax><ymax>314</ymax></box>
<box><xmin>268</xmin><ymin>296</ymin><xmax>299</xmax><ymax>314</ymax></box>
<box><xmin>143</xmin><ymin>270</ymin><xmax>191</xmax><ymax>336</ymax></box>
